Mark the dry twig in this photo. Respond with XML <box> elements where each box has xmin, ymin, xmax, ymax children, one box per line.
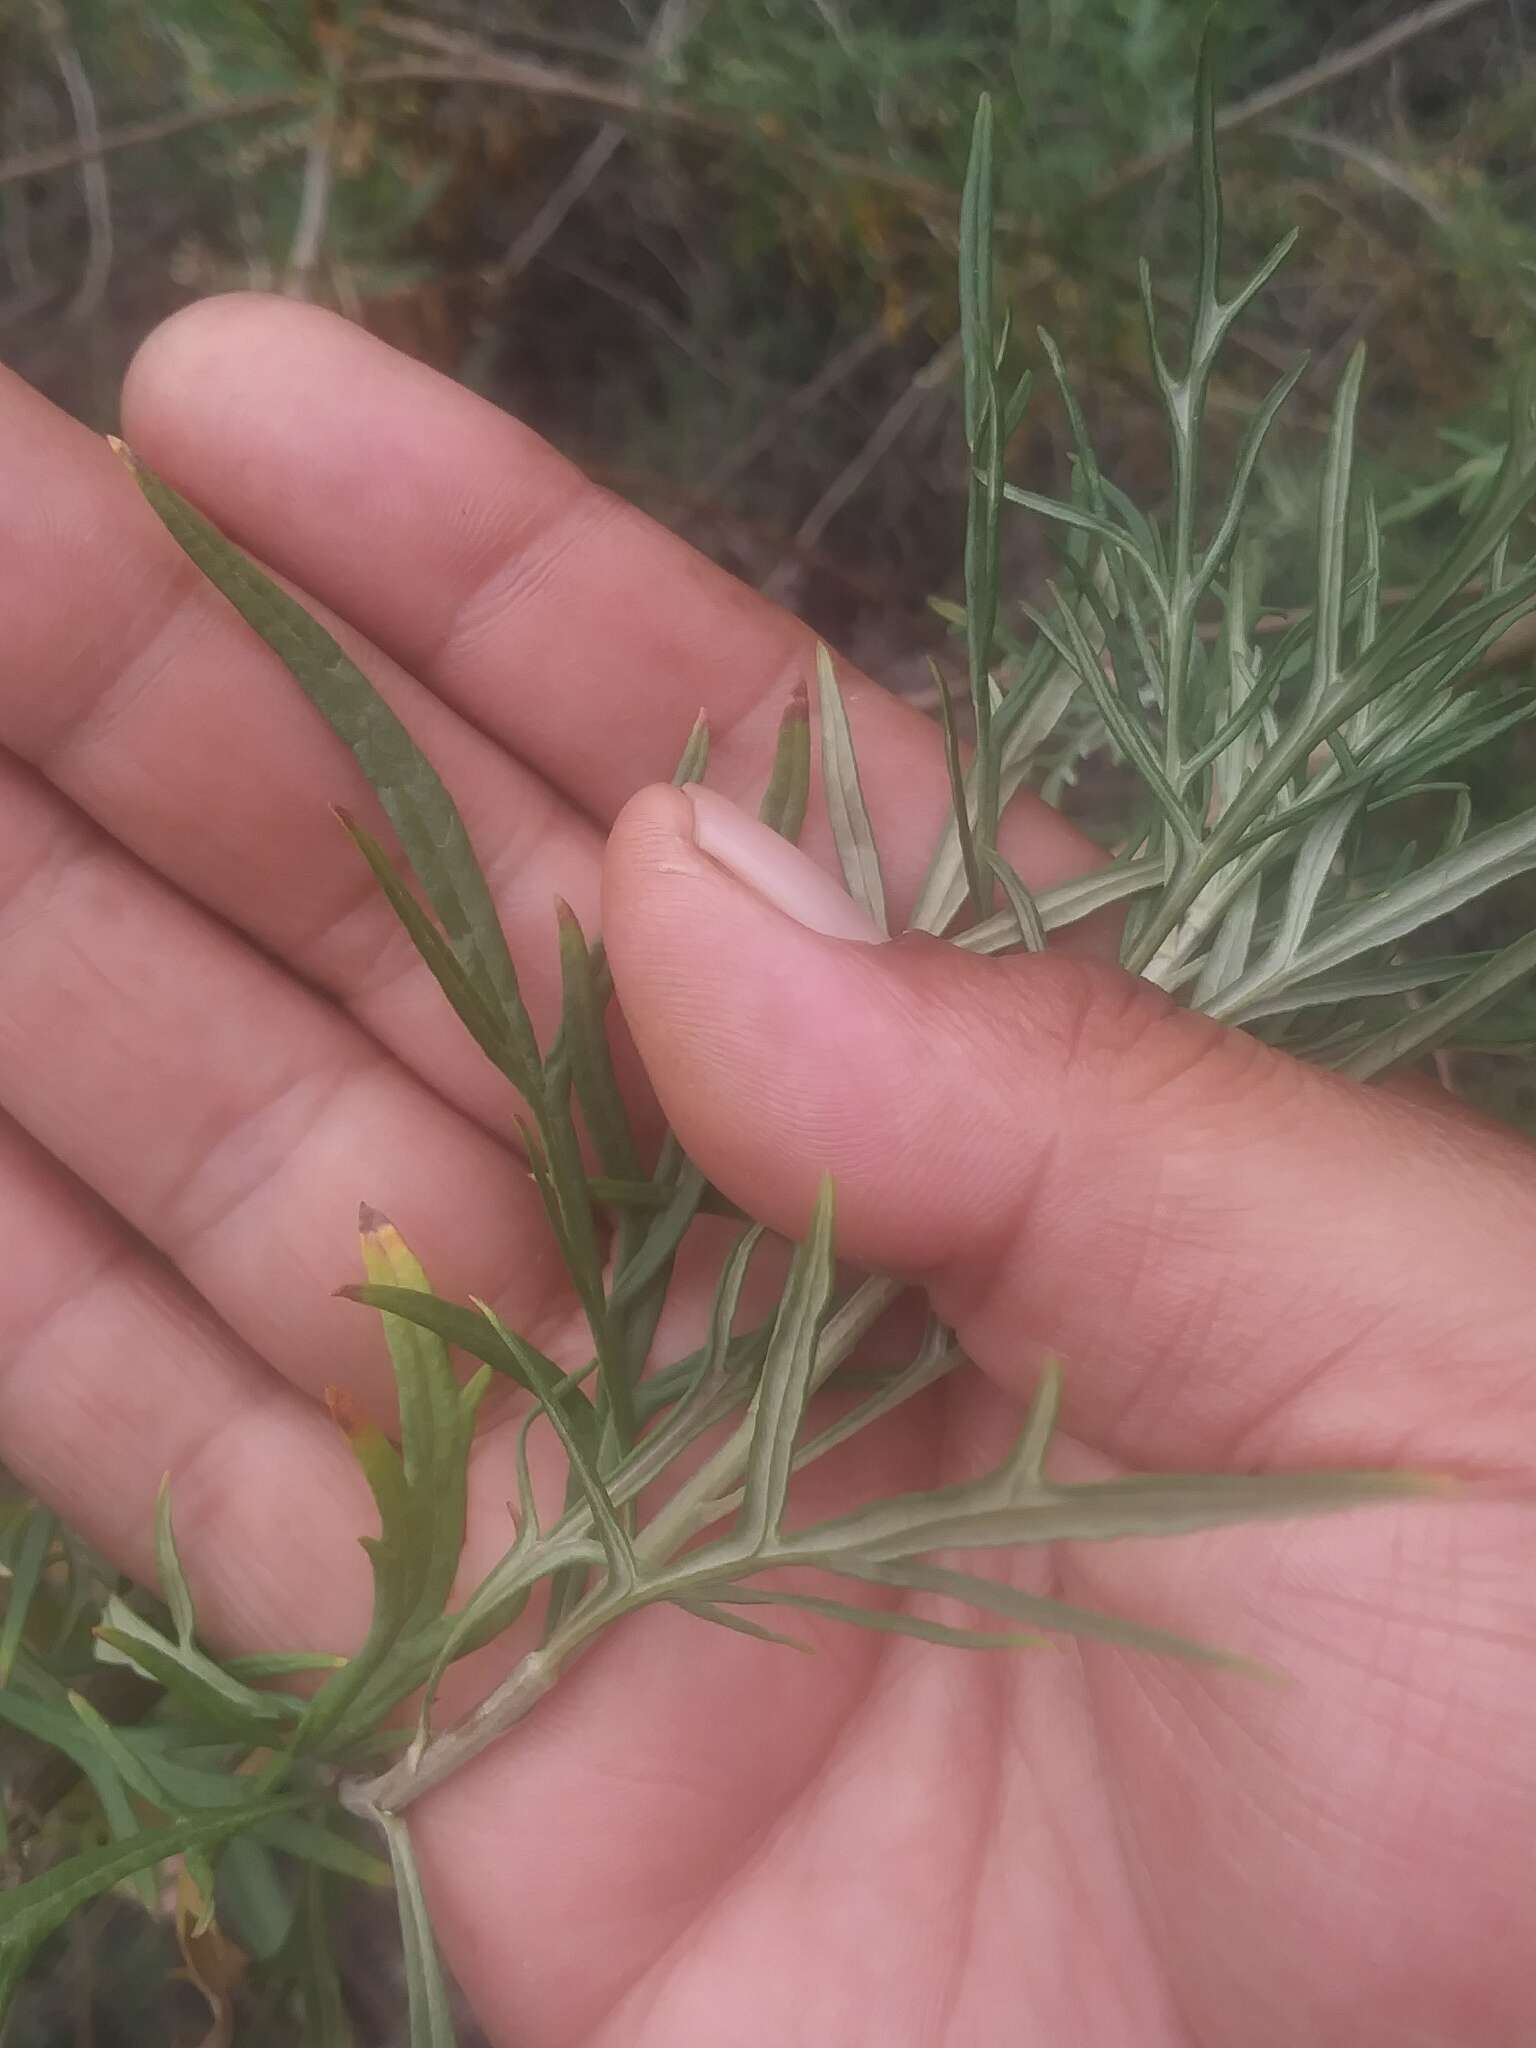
<box><xmin>0</xmin><ymin>91</ymin><xmax>300</xmax><ymax>190</ymax></box>
<box><xmin>35</xmin><ymin>0</ymin><xmax>111</xmax><ymax>321</ymax></box>
<box><xmin>697</xmin><ymin>297</ymin><xmax>934</xmax><ymax>503</ymax></box>
<box><xmin>283</xmin><ymin>89</ymin><xmax>340</xmax><ymax>298</ymax></box>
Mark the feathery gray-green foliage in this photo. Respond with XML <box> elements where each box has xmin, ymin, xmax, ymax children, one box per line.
<box><xmin>5</xmin><ymin>40</ymin><xmax>1531</xmax><ymax>2042</ymax></box>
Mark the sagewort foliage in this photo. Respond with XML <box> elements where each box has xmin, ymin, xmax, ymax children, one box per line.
<box><xmin>4</xmin><ymin>50</ymin><xmax>1534</xmax><ymax>2043</ymax></box>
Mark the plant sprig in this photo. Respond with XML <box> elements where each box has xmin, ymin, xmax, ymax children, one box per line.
<box><xmin>8</xmin><ymin>37</ymin><xmax>1530</xmax><ymax>2041</ymax></box>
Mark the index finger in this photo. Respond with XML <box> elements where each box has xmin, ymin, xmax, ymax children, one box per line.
<box><xmin>122</xmin><ymin>295</ymin><xmax>1102</xmax><ymax>914</ymax></box>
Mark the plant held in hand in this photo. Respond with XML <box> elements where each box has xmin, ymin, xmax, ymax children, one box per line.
<box><xmin>3</xmin><ymin>42</ymin><xmax>1533</xmax><ymax>2045</ymax></box>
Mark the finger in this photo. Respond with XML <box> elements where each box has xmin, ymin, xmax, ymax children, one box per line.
<box><xmin>122</xmin><ymin>295</ymin><xmax>1104</xmax><ymax>918</ymax></box>
<box><xmin>0</xmin><ymin>1111</ymin><xmax>369</xmax><ymax>1655</ymax></box>
<box><xmin>604</xmin><ymin>785</ymin><xmax>1536</xmax><ymax>1473</ymax></box>
<box><xmin>0</xmin><ymin>359</ymin><xmax>614</xmax><ymax>1144</ymax></box>
<box><xmin>0</xmin><ymin>750</ymin><xmax>576</xmax><ymax>1413</ymax></box>
<box><xmin>0</xmin><ymin>1106</ymin><xmax>593</xmax><ymax>1728</ymax></box>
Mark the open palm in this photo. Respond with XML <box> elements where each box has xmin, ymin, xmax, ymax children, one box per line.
<box><xmin>1</xmin><ymin>300</ymin><xmax>1531</xmax><ymax>2047</ymax></box>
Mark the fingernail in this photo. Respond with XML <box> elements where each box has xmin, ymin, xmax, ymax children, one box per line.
<box><xmin>683</xmin><ymin>786</ymin><xmax>882</xmax><ymax>943</ymax></box>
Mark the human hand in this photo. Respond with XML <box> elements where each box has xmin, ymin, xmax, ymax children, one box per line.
<box><xmin>1</xmin><ymin>299</ymin><xmax>1531</xmax><ymax>2047</ymax></box>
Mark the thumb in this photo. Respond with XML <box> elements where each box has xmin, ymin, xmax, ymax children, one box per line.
<box><xmin>604</xmin><ymin>785</ymin><xmax>1536</xmax><ymax>1476</ymax></box>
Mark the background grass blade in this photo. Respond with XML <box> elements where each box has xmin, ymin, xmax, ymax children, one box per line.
<box><xmin>0</xmin><ymin>1795</ymin><xmax>302</xmax><ymax>2012</ymax></box>
<box><xmin>0</xmin><ymin>1504</ymin><xmax>56</xmax><ymax>1684</ymax></box>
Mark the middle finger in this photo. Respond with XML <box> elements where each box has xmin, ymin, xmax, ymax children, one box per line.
<box><xmin>0</xmin><ymin>746</ymin><xmax>574</xmax><ymax>1413</ymax></box>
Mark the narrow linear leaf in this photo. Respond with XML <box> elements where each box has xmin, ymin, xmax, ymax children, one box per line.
<box><xmin>104</xmin><ymin>1742</ymin><xmax>278</xmax><ymax>1815</ymax></box>
<box><xmin>357</xmin><ymin>1211</ymin><xmax>479</xmax><ymax>1630</ymax></box>
<box><xmin>1192</xmin><ymin>359</ymin><xmax>1309</xmax><ymax>601</ymax></box>
<box><xmin>1003</xmin><ymin>366</ymin><xmax>1033</xmax><ymax>440</ymax></box>
<box><xmin>1211</xmin><ymin>805</ymin><xmax>1536</xmax><ymax>1020</ymax></box>
<box><xmin>815</xmin><ymin>645</ymin><xmax>889</xmax><ymax>935</ymax></box>
<box><xmin>911</xmin><ymin>660</ymin><xmax>1081</xmax><ymax>937</ymax></box>
<box><xmin>533</xmin><ymin>1050</ymin><xmax>631</xmax><ymax>1447</ymax></box>
<box><xmin>1208</xmin><ymin>227</ymin><xmax>1300</xmax><ymax>354</ymax></box>
<box><xmin>984</xmin><ymin>850</ymin><xmax>1047</xmax><ymax>952</ymax></box>
<box><xmin>672</xmin><ymin>711</ymin><xmax>710</xmax><ymax>787</ymax></box>
<box><xmin>0</xmin><ymin>1795</ymin><xmax>302</xmax><ymax>1988</ymax></box>
<box><xmin>1233</xmin><ymin>954</ymin><xmax>1487</xmax><ymax>1025</ymax></box>
<box><xmin>341</xmin><ymin>1283</ymin><xmax>598</xmax><ymax>1454</ymax></box>
<box><xmin>254</xmin><ymin>1814</ymin><xmax>393</xmax><ymax>1888</ymax></box>
<box><xmin>1191</xmin><ymin>868</ymin><xmax>1264</xmax><ymax>1006</ymax></box>
<box><xmin>792</xmin><ymin>1320</ymin><xmax>962</xmax><ymax>1475</ymax></box>
<box><xmin>1009</xmin><ymin>1360</ymin><xmax>1062</xmax><ymax>1486</ymax></box>
<box><xmin>380</xmin><ymin>1813</ymin><xmax>460</xmax><ymax>2048</ymax></box>
<box><xmin>336</xmin><ymin>810</ymin><xmax>526</xmax><ymax>1087</ymax></box>
<box><xmin>298</xmin><ymin>1868</ymin><xmax>356</xmax><ymax>2048</ymax></box>
<box><xmin>1002</xmin><ymin>485</ymin><xmax>1160</xmax><ymax>590</ymax></box>
<box><xmin>555</xmin><ymin>906</ymin><xmax>640</xmax><ymax>1181</ymax></box>
<box><xmin>1178</xmin><ymin>645</ymin><xmax>1286</xmax><ymax>785</ymax></box>
<box><xmin>0</xmin><ymin>1686</ymin><xmax>155</xmax><ymax>1906</ymax></box>
<box><xmin>360</xmin><ymin>1209</ymin><xmax>457</xmax><ymax>1491</ymax></box>
<box><xmin>115</xmin><ymin>445</ymin><xmax>542</xmax><ymax>1083</ymax></box>
<box><xmin>928</xmin><ymin>656</ymin><xmax>986</xmax><ymax>923</ymax></box>
<box><xmin>676</xmin><ymin>1599</ymin><xmax>814</xmax><ymax>1652</ymax></box>
<box><xmin>758</xmin><ymin>681</ymin><xmax>811</xmax><ymax>843</ymax></box>
<box><xmin>154</xmin><ymin>1477</ymin><xmax>197</xmax><ymax>1652</ymax></box>
<box><xmin>958</xmin><ymin>93</ymin><xmax>995</xmax><ymax>448</ymax></box>
<box><xmin>0</xmin><ymin>1503</ymin><xmax>55</xmax><ymax>1684</ymax></box>
<box><xmin>639</xmin><ymin>1226</ymin><xmax>765</xmax><ymax>1450</ymax></box>
<box><xmin>607</xmin><ymin>1159</ymin><xmax>708</xmax><ymax>1315</ymax></box>
<box><xmin>1190</xmin><ymin>25</ymin><xmax>1223</xmax><ymax>332</ymax></box>
<box><xmin>587</xmin><ymin>1176</ymin><xmax>744</xmax><ymax>1221</ymax></box>
<box><xmin>95</xmin><ymin>1597</ymin><xmax>303</xmax><ymax>1736</ymax></box>
<box><xmin>736</xmin><ymin>1179</ymin><xmax>837</xmax><ymax>1551</ymax></box>
<box><xmin>1301</xmin><ymin>345</ymin><xmax>1367</xmax><ymax>724</ymax></box>
<box><xmin>1341</xmin><ymin>925</ymin><xmax>1536</xmax><ymax>1080</ymax></box>
<box><xmin>782</xmin><ymin>1466</ymin><xmax>1441</xmax><ymax>1568</ymax></box>
<box><xmin>953</xmin><ymin>858</ymin><xmax>1164</xmax><ymax>955</ymax></box>
<box><xmin>325</xmin><ymin>1388</ymin><xmax>422</xmax><ymax>1654</ymax></box>
<box><xmin>1036</xmin><ymin>327</ymin><xmax>1108</xmax><ymax>513</ymax></box>
<box><xmin>217</xmin><ymin>1834</ymin><xmax>296</xmax><ymax>1962</ymax></box>
<box><xmin>1025</xmin><ymin>589</ymin><xmax>1196</xmax><ymax>850</ymax></box>
<box><xmin>474</xmin><ymin>1302</ymin><xmax>635</xmax><ymax>1592</ymax></box>
<box><xmin>66</xmin><ymin>1691</ymin><xmax>167</xmax><ymax>1808</ymax></box>
<box><xmin>719</xmin><ymin>1587</ymin><xmax>1047</xmax><ymax>1653</ymax></box>
<box><xmin>834</xmin><ymin>1561</ymin><xmax>1264</xmax><ymax>1674</ymax></box>
<box><xmin>1252</xmin><ymin>796</ymin><xmax>1364</xmax><ymax>981</ymax></box>
<box><xmin>224</xmin><ymin>1650</ymin><xmax>349</xmax><ymax>1680</ymax></box>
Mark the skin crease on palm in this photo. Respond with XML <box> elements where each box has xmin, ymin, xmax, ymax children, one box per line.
<box><xmin>0</xmin><ymin>295</ymin><xmax>1531</xmax><ymax>2048</ymax></box>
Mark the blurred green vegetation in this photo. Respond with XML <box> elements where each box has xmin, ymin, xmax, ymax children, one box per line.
<box><xmin>5</xmin><ymin>0</ymin><xmax>1535</xmax><ymax>625</ymax></box>
<box><xmin>3</xmin><ymin>3</ymin><xmax>1536</xmax><ymax>2040</ymax></box>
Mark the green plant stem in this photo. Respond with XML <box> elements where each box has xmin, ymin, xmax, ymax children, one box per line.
<box><xmin>1125</xmin><ymin>554</ymin><xmax>1536</xmax><ymax>975</ymax></box>
<box><xmin>349</xmin><ymin>1443</ymin><xmax>1433</xmax><ymax>1818</ymax></box>
<box><xmin>340</xmin><ymin>1274</ymin><xmax>902</xmax><ymax>1789</ymax></box>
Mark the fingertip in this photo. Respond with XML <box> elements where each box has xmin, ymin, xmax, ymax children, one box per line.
<box><xmin>603</xmin><ymin>778</ymin><xmax>698</xmax><ymax>910</ymax></box>
<box><xmin>124</xmin><ymin>292</ymin><xmax>360</xmax><ymax>425</ymax></box>
<box><xmin>125</xmin><ymin>293</ymin><xmax>284</xmax><ymax>427</ymax></box>
<box><xmin>608</xmin><ymin>780</ymin><xmax>697</xmax><ymax>862</ymax></box>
